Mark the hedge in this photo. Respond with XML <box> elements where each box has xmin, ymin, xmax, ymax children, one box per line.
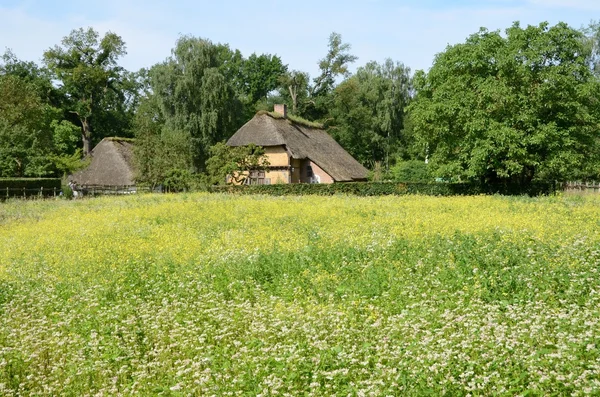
<box><xmin>210</xmin><ymin>181</ymin><xmax>557</xmax><ymax>197</ymax></box>
<box><xmin>0</xmin><ymin>178</ymin><xmax>62</xmax><ymax>199</ymax></box>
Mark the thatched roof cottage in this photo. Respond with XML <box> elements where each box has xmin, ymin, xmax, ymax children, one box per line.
<box><xmin>70</xmin><ymin>137</ymin><xmax>136</xmax><ymax>190</ymax></box>
<box><xmin>227</xmin><ymin>105</ymin><xmax>368</xmax><ymax>184</ymax></box>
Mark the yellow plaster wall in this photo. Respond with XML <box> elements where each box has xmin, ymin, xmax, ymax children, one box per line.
<box><xmin>264</xmin><ymin>146</ymin><xmax>289</xmax><ymax>167</ymax></box>
<box><xmin>266</xmin><ymin>170</ymin><xmax>290</xmax><ymax>184</ymax></box>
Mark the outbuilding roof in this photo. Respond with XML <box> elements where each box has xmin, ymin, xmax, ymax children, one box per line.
<box><xmin>70</xmin><ymin>138</ymin><xmax>135</xmax><ymax>187</ymax></box>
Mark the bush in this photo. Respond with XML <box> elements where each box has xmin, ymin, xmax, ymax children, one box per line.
<box><xmin>163</xmin><ymin>169</ymin><xmax>192</xmax><ymax>193</ymax></box>
<box><xmin>61</xmin><ymin>178</ymin><xmax>73</xmax><ymax>199</ymax></box>
<box><xmin>210</xmin><ymin>181</ymin><xmax>557</xmax><ymax>197</ymax></box>
<box><xmin>389</xmin><ymin>160</ymin><xmax>431</xmax><ymax>182</ymax></box>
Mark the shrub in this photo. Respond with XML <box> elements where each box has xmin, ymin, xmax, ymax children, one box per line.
<box><xmin>389</xmin><ymin>160</ymin><xmax>431</xmax><ymax>182</ymax></box>
<box><xmin>163</xmin><ymin>169</ymin><xmax>194</xmax><ymax>193</ymax></box>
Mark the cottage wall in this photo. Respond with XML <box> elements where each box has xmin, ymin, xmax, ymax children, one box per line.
<box><xmin>227</xmin><ymin>146</ymin><xmax>335</xmax><ymax>185</ymax></box>
<box><xmin>263</xmin><ymin>146</ymin><xmax>291</xmax><ymax>184</ymax></box>
<box><xmin>266</xmin><ymin>170</ymin><xmax>290</xmax><ymax>184</ymax></box>
<box><xmin>309</xmin><ymin>161</ymin><xmax>334</xmax><ymax>184</ymax></box>
<box><xmin>264</xmin><ymin>146</ymin><xmax>289</xmax><ymax>167</ymax></box>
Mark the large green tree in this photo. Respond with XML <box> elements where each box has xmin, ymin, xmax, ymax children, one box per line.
<box><xmin>242</xmin><ymin>53</ymin><xmax>287</xmax><ymax>106</ymax></box>
<box><xmin>409</xmin><ymin>22</ymin><xmax>600</xmax><ymax>185</ymax></box>
<box><xmin>133</xmin><ymin>94</ymin><xmax>193</xmax><ymax>188</ymax></box>
<box><xmin>0</xmin><ymin>74</ymin><xmax>55</xmax><ymax>176</ymax></box>
<box><xmin>44</xmin><ymin>27</ymin><xmax>128</xmax><ymax>155</ymax></box>
<box><xmin>0</xmin><ymin>51</ymin><xmax>83</xmax><ymax>177</ymax></box>
<box><xmin>329</xmin><ymin>59</ymin><xmax>412</xmax><ymax>166</ymax></box>
<box><xmin>1</xmin><ymin>50</ymin><xmax>59</xmax><ymax>106</ymax></box>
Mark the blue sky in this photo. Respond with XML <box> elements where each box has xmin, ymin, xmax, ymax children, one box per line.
<box><xmin>1</xmin><ymin>0</ymin><xmax>598</xmax><ymax>78</ymax></box>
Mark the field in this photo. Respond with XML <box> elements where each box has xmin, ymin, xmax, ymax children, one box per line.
<box><xmin>1</xmin><ymin>193</ymin><xmax>600</xmax><ymax>396</ymax></box>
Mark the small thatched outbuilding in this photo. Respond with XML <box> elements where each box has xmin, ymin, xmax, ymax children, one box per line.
<box><xmin>227</xmin><ymin>105</ymin><xmax>368</xmax><ymax>184</ymax></box>
<box><xmin>70</xmin><ymin>137</ymin><xmax>136</xmax><ymax>192</ymax></box>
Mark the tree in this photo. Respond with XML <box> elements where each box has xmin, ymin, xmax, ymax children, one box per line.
<box><xmin>1</xmin><ymin>50</ymin><xmax>58</xmax><ymax>105</ymax></box>
<box><xmin>329</xmin><ymin>60</ymin><xmax>412</xmax><ymax>166</ymax></box>
<box><xmin>305</xmin><ymin>32</ymin><xmax>358</xmax><ymax>120</ymax></box>
<box><xmin>205</xmin><ymin>142</ymin><xmax>269</xmax><ymax>185</ymax></box>
<box><xmin>133</xmin><ymin>95</ymin><xmax>192</xmax><ymax>189</ymax></box>
<box><xmin>142</xmin><ymin>36</ymin><xmax>243</xmax><ymax>172</ymax></box>
<box><xmin>408</xmin><ymin>22</ymin><xmax>600</xmax><ymax>185</ymax></box>
<box><xmin>242</xmin><ymin>53</ymin><xmax>287</xmax><ymax>105</ymax></box>
<box><xmin>581</xmin><ymin>20</ymin><xmax>600</xmax><ymax>77</ymax></box>
<box><xmin>0</xmin><ymin>52</ymin><xmax>83</xmax><ymax>177</ymax></box>
<box><xmin>44</xmin><ymin>27</ymin><xmax>127</xmax><ymax>156</ymax></box>
<box><xmin>0</xmin><ymin>74</ymin><xmax>56</xmax><ymax>176</ymax></box>
<box><xmin>311</xmin><ymin>32</ymin><xmax>358</xmax><ymax>98</ymax></box>
<box><xmin>278</xmin><ymin>70</ymin><xmax>309</xmax><ymax>115</ymax></box>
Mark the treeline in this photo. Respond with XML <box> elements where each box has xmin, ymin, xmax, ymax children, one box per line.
<box><xmin>2</xmin><ymin>21</ymin><xmax>600</xmax><ymax>188</ymax></box>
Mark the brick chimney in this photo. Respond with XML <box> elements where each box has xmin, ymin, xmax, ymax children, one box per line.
<box><xmin>274</xmin><ymin>104</ymin><xmax>288</xmax><ymax>118</ymax></box>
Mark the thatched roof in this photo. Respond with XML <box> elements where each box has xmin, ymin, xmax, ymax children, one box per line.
<box><xmin>70</xmin><ymin>138</ymin><xmax>135</xmax><ymax>186</ymax></box>
<box><xmin>227</xmin><ymin>112</ymin><xmax>368</xmax><ymax>182</ymax></box>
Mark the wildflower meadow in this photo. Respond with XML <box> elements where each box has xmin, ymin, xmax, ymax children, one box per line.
<box><xmin>1</xmin><ymin>193</ymin><xmax>600</xmax><ymax>396</ymax></box>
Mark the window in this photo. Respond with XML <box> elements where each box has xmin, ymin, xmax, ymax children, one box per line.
<box><xmin>247</xmin><ymin>170</ymin><xmax>267</xmax><ymax>185</ymax></box>
<box><xmin>306</xmin><ymin>165</ymin><xmax>313</xmax><ymax>178</ymax></box>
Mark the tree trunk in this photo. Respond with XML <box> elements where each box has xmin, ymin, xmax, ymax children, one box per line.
<box><xmin>288</xmin><ymin>85</ymin><xmax>298</xmax><ymax>114</ymax></box>
<box><xmin>81</xmin><ymin>118</ymin><xmax>92</xmax><ymax>156</ymax></box>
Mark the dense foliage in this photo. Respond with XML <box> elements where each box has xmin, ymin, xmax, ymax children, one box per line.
<box><xmin>329</xmin><ymin>60</ymin><xmax>412</xmax><ymax>165</ymax></box>
<box><xmin>3</xmin><ymin>20</ymin><xmax>600</xmax><ymax>186</ymax></box>
<box><xmin>1</xmin><ymin>193</ymin><xmax>600</xmax><ymax>394</ymax></box>
<box><xmin>205</xmin><ymin>142</ymin><xmax>269</xmax><ymax>185</ymax></box>
<box><xmin>409</xmin><ymin>22</ymin><xmax>600</xmax><ymax>185</ymax></box>
<box><xmin>43</xmin><ymin>28</ymin><xmax>132</xmax><ymax>156</ymax></box>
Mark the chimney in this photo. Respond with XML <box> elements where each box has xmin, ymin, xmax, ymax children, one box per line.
<box><xmin>274</xmin><ymin>104</ymin><xmax>287</xmax><ymax>118</ymax></box>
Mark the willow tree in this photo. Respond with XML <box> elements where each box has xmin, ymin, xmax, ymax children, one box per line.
<box><xmin>329</xmin><ymin>59</ymin><xmax>412</xmax><ymax>166</ymax></box>
<box><xmin>135</xmin><ymin>36</ymin><xmax>243</xmax><ymax>178</ymax></box>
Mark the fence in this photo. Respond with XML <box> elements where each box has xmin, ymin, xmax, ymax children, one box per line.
<box><xmin>563</xmin><ymin>181</ymin><xmax>600</xmax><ymax>193</ymax></box>
<box><xmin>79</xmin><ymin>185</ymin><xmax>140</xmax><ymax>196</ymax></box>
<box><xmin>1</xmin><ymin>185</ymin><xmax>150</xmax><ymax>200</ymax></box>
<box><xmin>3</xmin><ymin>186</ymin><xmax>62</xmax><ymax>199</ymax></box>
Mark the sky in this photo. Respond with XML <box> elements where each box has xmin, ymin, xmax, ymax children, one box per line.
<box><xmin>1</xmin><ymin>0</ymin><xmax>599</xmax><ymax>78</ymax></box>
